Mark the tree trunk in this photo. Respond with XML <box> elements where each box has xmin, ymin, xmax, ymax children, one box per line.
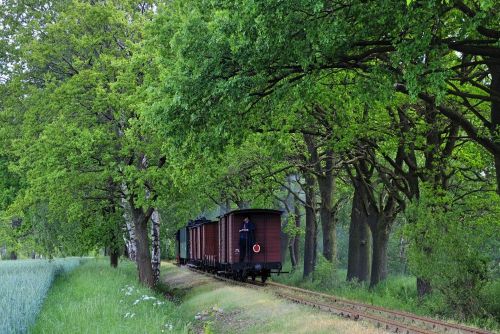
<box><xmin>151</xmin><ymin>209</ymin><xmax>161</xmax><ymax>286</ymax></box>
<box><xmin>281</xmin><ymin>231</ymin><xmax>289</xmax><ymax>264</ymax></box>
<box><xmin>318</xmin><ymin>175</ymin><xmax>337</xmax><ymax>262</ymax></box>
<box><xmin>110</xmin><ymin>249</ymin><xmax>119</xmax><ymax>268</ymax></box>
<box><xmin>121</xmin><ymin>194</ymin><xmax>137</xmax><ymax>262</ymax></box>
<box><xmin>109</xmin><ymin>219</ymin><xmax>121</xmax><ymax>268</ymax></box>
<box><xmin>417</xmin><ymin>277</ymin><xmax>432</xmax><ymax>298</ymax></box>
<box><xmin>369</xmin><ymin>220</ymin><xmax>391</xmax><ymax>288</ymax></box>
<box><xmin>318</xmin><ymin>181</ymin><xmax>336</xmax><ymax>263</ymax></box>
<box><xmin>219</xmin><ymin>198</ymin><xmax>231</xmax><ymax>216</ymax></box>
<box><xmin>303</xmin><ymin>173</ymin><xmax>317</xmax><ymax>278</ymax></box>
<box><xmin>347</xmin><ymin>184</ymin><xmax>371</xmax><ymax>282</ymax></box>
<box><xmin>236</xmin><ymin>200</ymin><xmax>250</xmax><ymax>209</ymax></box>
<box><xmin>131</xmin><ymin>203</ymin><xmax>154</xmax><ymax>287</ymax></box>
<box><xmin>290</xmin><ymin>203</ymin><xmax>301</xmax><ymax>269</ymax></box>
<box><xmin>289</xmin><ymin>244</ymin><xmax>297</xmax><ymax>268</ymax></box>
<box><xmin>488</xmin><ymin>62</ymin><xmax>500</xmax><ymax>195</ymax></box>
<box><xmin>303</xmin><ymin>135</ymin><xmax>336</xmax><ymax>263</ymax></box>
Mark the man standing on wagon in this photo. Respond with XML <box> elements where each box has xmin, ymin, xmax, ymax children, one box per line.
<box><xmin>239</xmin><ymin>217</ymin><xmax>255</xmax><ymax>262</ymax></box>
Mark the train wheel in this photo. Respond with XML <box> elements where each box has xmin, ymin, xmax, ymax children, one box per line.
<box><xmin>261</xmin><ymin>275</ymin><xmax>268</xmax><ymax>283</ymax></box>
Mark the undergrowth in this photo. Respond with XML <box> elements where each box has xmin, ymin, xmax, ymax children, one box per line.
<box><xmin>272</xmin><ymin>257</ymin><xmax>499</xmax><ymax>332</ymax></box>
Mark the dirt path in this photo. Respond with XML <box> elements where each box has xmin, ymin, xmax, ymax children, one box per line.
<box><xmin>162</xmin><ymin>264</ymin><xmax>386</xmax><ymax>334</ymax></box>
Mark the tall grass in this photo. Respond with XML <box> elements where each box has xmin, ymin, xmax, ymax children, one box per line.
<box><xmin>31</xmin><ymin>259</ymin><xmax>186</xmax><ymax>334</ymax></box>
<box><xmin>0</xmin><ymin>258</ymin><xmax>82</xmax><ymax>334</ymax></box>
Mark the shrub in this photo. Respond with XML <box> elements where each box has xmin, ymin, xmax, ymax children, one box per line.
<box><xmin>405</xmin><ymin>189</ymin><xmax>499</xmax><ymax>319</ymax></box>
<box><xmin>312</xmin><ymin>254</ymin><xmax>341</xmax><ymax>290</ymax></box>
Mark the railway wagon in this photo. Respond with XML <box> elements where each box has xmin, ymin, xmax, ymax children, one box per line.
<box><xmin>218</xmin><ymin>209</ymin><xmax>282</xmax><ymax>282</ymax></box>
<box><xmin>201</xmin><ymin>219</ymin><xmax>218</xmax><ymax>269</ymax></box>
<box><xmin>188</xmin><ymin>219</ymin><xmax>201</xmax><ymax>265</ymax></box>
<box><xmin>175</xmin><ymin>226</ymin><xmax>189</xmax><ymax>265</ymax></box>
<box><xmin>187</xmin><ymin>218</ymin><xmax>218</xmax><ymax>268</ymax></box>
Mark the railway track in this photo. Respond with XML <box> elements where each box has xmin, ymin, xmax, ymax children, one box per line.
<box><xmin>187</xmin><ymin>267</ymin><xmax>492</xmax><ymax>334</ymax></box>
<box><xmin>266</xmin><ymin>282</ymin><xmax>492</xmax><ymax>334</ymax></box>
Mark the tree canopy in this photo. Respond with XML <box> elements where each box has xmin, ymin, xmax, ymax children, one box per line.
<box><xmin>0</xmin><ymin>0</ymin><xmax>498</xmax><ymax>319</ymax></box>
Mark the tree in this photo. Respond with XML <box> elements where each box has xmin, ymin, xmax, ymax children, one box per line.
<box><xmin>1</xmin><ymin>0</ymin><xmax>172</xmax><ymax>287</ymax></box>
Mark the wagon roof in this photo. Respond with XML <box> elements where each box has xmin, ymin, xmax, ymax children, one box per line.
<box><xmin>220</xmin><ymin>208</ymin><xmax>283</xmax><ymax>218</ymax></box>
<box><xmin>187</xmin><ymin>217</ymin><xmax>217</xmax><ymax>228</ymax></box>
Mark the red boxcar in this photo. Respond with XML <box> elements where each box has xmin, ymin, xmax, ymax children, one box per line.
<box><xmin>188</xmin><ymin>218</ymin><xmax>217</xmax><ymax>268</ymax></box>
<box><xmin>218</xmin><ymin>209</ymin><xmax>282</xmax><ymax>282</ymax></box>
<box><xmin>188</xmin><ymin>219</ymin><xmax>202</xmax><ymax>263</ymax></box>
<box><xmin>201</xmin><ymin>220</ymin><xmax>218</xmax><ymax>269</ymax></box>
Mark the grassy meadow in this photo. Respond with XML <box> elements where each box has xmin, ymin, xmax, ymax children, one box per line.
<box><xmin>4</xmin><ymin>257</ymin><xmax>494</xmax><ymax>333</ymax></box>
<box><xmin>0</xmin><ymin>258</ymin><xmax>82</xmax><ymax>334</ymax></box>
<box><xmin>31</xmin><ymin>259</ymin><xmax>187</xmax><ymax>334</ymax></box>
<box><xmin>28</xmin><ymin>260</ymin><xmax>387</xmax><ymax>333</ymax></box>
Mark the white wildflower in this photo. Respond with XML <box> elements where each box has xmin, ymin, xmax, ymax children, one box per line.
<box><xmin>141</xmin><ymin>295</ymin><xmax>156</xmax><ymax>301</ymax></box>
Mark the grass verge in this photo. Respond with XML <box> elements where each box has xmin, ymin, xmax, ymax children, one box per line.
<box><xmin>30</xmin><ymin>258</ymin><xmax>187</xmax><ymax>334</ymax></box>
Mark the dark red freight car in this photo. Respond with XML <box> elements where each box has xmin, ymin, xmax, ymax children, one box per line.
<box><xmin>218</xmin><ymin>209</ymin><xmax>282</xmax><ymax>282</ymax></box>
<box><xmin>201</xmin><ymin>220</ymin><xmax>218</xmax><ymax>269</ymax></box>
<box><xmin>188</xmin><ymin>218</ymin><xmax>218</xmax><ymax>268</ymax></box>
<box><xmin>188</xmin><ymin>219</ymin><xmax>202</xmax><ymax>264</ymax></box>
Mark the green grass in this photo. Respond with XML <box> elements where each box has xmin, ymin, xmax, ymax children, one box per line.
<box><xmin>162</xmin><ymin>263</ymin><xmax>386</xmax><ymax>334</ymax></box>
<box><xmin>30</xmin><ymin>259</ymin><xmax>188</xmax><ymax>334</ymax></box>
<box><xmin>272</xmin><ymin>261</ymin><xmax>499</xmax><ymax>332</ymax></box>
<box><xmin>0</xmin><ymin>258</ymin><xmax>82</xmax><ymax>334</ymax></box>
<box><xmin>27</xmin><ymin>259</ymin><xmax>498</xmax><ymax>333</ymax></box>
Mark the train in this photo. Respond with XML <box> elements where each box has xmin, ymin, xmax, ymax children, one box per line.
<box><xmin>175</xmin><ymin>209</ymin><xmax>283</xmax><ymax>282</ymax></box>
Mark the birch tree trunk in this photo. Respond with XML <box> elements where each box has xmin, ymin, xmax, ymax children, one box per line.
<box><xmin>151</xmin><ymin>209</ymin><xmax>161</xmax><ymax>286</ymax></box>
<box><xmin>120</xmin><ymin>195</ymin><xmax>137</xmax><ymax>262</ymax></box>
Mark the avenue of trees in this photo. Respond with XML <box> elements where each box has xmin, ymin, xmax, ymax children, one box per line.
<box><xmin>1</xmin><ymin>0</ymin><xmax>498</xmax><ymax>320</ymax></box>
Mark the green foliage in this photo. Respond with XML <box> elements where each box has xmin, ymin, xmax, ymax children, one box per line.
<box><xmin>479</xmin><ymin>280</ymin><xmax>500</xmax><ymax>326</ymax></box>
<box><xmin>0</xmin><ymin>2</ymin><xmax>499</xmax><ymax>329</ymax></box>
<box><xmin>0</xmin><ymin>258</ymin><xmax>82</xmax><ymax>333</ymax></box>
<box><xmin>312</xmin><ymin>254</ymin><xmax>340</xmax><ymax>289</ymax></box>
<box><xmin>282</xmin><ymin>213</ymin><xmax>304</xmax><ymax>239</ymax></box>
<box><xmin>405</xmin><ymin>187</ymin><xmax>500</xmax><ymax>318</ymax></box>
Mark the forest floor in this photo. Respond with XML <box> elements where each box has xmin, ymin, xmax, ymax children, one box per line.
<box><xmin>161</xmin><ymin>263</ymin><xmax>386</xmax><ymax>334</ymax></box>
